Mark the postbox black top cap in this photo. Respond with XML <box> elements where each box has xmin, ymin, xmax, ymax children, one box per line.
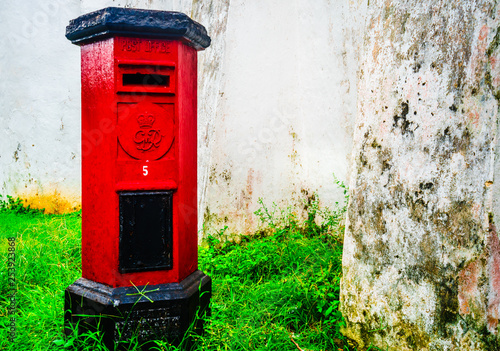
<box><xmin>66</xmin><ymin>7</ymin><xmax>210</xmax><ymax>50</ymax></box>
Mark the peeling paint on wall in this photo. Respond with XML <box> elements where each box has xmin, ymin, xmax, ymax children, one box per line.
<box><xmin>341</xmin><ymin>0</ymin><xmax>500</xmax><ymax>349</ymax></box>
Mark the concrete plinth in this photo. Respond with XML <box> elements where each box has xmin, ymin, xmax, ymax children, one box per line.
<box><xmin>64</xmin><ymin>270</ymin><xmax>211</xmax><ymax>350</ymax></box>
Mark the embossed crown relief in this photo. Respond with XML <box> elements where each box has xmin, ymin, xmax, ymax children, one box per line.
<box><xmin>134</xmin><ymin>113</ymin><xmax>164</xmax><ymax>151</ymax></box>
<box><xmin>118</xmin><ymin>102</ymin><xmax>174</xmax><ymax>161</ymax></box>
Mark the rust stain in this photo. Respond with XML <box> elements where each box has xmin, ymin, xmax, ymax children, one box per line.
<box><xmin>458</xmin><ymin>260</ymin><xmax>479</xmax><ymax>315</ymax></box>
<box><xmin>488</xmin><ymin>316</ymin><xmax>499</xmax><ymax>335</ymax></box>
<box><xmin>479</xmin><ymin>25</ymin><xmax>489</xmax><ymax>41</ymax></box>
<box><xmin>469</xmin><ymin>111</ymin><xmax>480</xmax><ymax>127</ymax></box>
<box><xmin>372</xmin><ymin>40</ymin><xmax>380</xmax><ymax>63</ymax></box>
<box><xmin>490</xmin><ymin>55</ymin><xmax>497</xmax><ymax>70</ymax></box>
<box><xmin>246</xmin><ymin>169</ymin><xmax>254</xmax><ymax>201</ymax></box>
<box><xmin>244</xmin><ymin>169</ymin><xmax>255</xmax><ymax>233</ymax></box>
<box><xmin>487</xmin><ymin>221</ymin><xmax>500</xmax><ymax>334</ymax></box>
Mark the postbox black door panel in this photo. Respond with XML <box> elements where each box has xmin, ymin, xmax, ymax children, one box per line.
<box><xmin>119</xmin><ymin>191</ymin><xmax>173</xmax><ymax>273</ymax></box>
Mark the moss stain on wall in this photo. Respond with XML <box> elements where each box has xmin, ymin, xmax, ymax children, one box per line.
<box><xmin>341</xmin><ymin>0</ymin><xmax>500</xmax><ymax>349</ymax></box>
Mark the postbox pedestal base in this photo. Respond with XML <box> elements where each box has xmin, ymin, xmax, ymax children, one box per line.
<box><xmin>64</xmin><ymin>270</ymin><xmax>211</xmax><ymax>350</ymax></box>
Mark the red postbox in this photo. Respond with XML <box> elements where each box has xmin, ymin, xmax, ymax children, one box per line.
<box><xmin>64</xmin><ymin>8</ymin><xmax>211</xmax><ymax>347</ymax></box>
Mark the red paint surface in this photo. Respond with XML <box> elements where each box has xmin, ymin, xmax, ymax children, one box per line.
<box><xmin>80</xmin><ymin>37</ymin><xmax>199</xmax><ymax>287</ymax></box>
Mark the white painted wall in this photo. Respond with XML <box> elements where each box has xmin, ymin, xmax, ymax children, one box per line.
<box><xmin>0</xmin><ymin>0</ymin><xmax>356</xmax><ymax>234</ymax></box>
<box><xmin>0</xmin><ymin>0</ymin><xmax>81</xmax><ymax>212</ymax></box>
<box><xmin>197</xmin><ymin>0</ymin><xmax>358</xmax><ymax>233</ymax></box>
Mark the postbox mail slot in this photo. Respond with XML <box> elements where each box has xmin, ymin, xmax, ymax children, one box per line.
<box><xmin>119</xmin><ymin>191</ymin><xmax>173</xmax><ymax>273</ymax></box>
<box><xmin>116</xmin><ymin>61</ymin><xmax>175</xmax><ymax>94</ymax></box>
<box><xmin>123</xmin><ymin>73</ymin><xmax>169</xmax><ymax>87</ymax></box>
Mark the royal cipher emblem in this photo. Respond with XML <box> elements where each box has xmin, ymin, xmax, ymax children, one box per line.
<box><xmin>134</xmin><ymin>114</ymin><xmax>163</xmax><ymax>151</ymax></box>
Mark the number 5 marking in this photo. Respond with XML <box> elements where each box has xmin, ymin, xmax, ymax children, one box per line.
<box><xmin>143</xmin><ymin>165</ymin><xmax>148</xmax><ymax>176</ymax></box>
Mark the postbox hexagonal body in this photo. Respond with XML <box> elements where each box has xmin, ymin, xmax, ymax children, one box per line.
<box><xmin>64</xmin><ymin>8</ymin><xmax>211</xmax><ymax>347</ymax></box>
<box><xmin>79</xmin><ymin>36</ymin><xmax>199</xmax><ymax>287</ymax></box>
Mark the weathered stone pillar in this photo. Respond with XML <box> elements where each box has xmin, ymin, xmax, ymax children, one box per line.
<box><xmin>341</xmin><ymin>1</ymin><xmax>500</xmax><ymax>350</ymax></box>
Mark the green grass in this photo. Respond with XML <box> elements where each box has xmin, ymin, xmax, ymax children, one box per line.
<box><xmin>194</xmin><ymin>200</ymin><xmax>346</xmax><ymax>351</ymax></box>
<box><xmin>0</xmin><ymin>198</ymin><xmax>81</xmax><ymax>351</ymax></box>
<box><xmin>0</xmin><ymin>186</ymin><xmax>380</xmax><ymax>350</ymax></box>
